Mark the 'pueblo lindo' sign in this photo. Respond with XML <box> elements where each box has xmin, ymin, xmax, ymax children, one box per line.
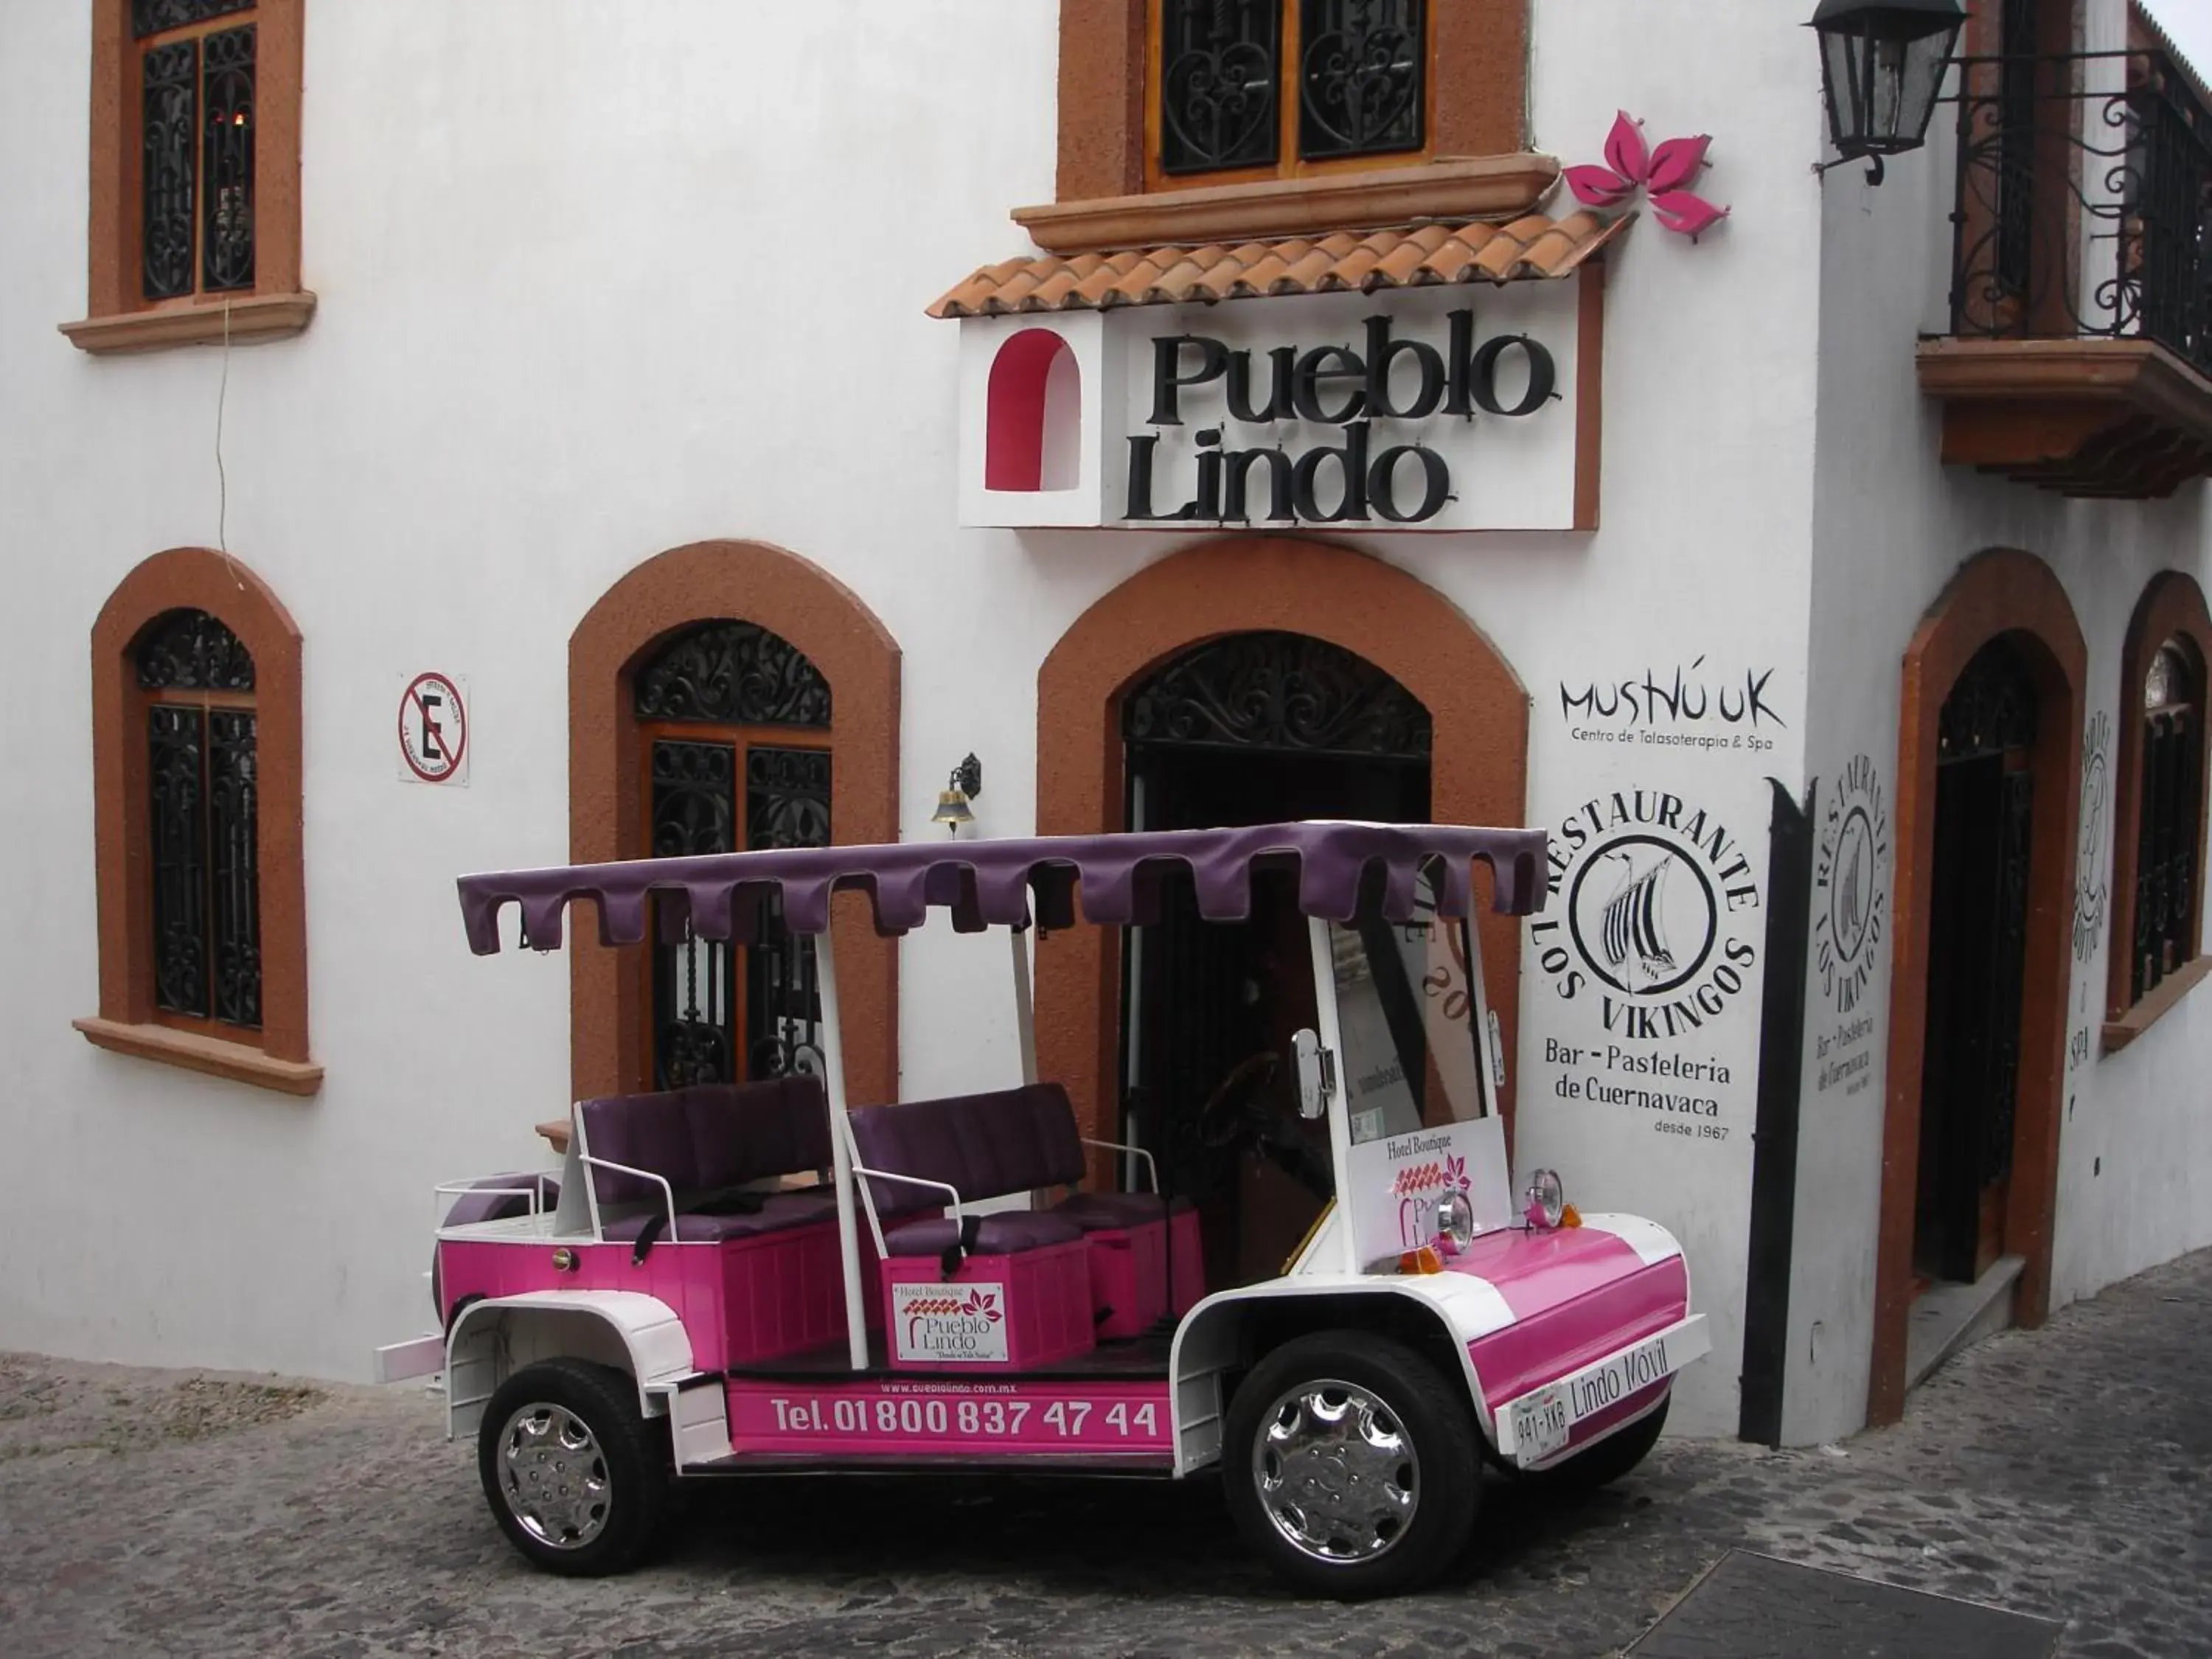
<box><xmin>1127</xmin><ymin>309</ymin><xmax>1557</xmax><ymax>525</ymax></box>
<box><xmin>953</xmin><ymin>279</ymin><xmax>1599</xmax><ymax>532</ymax></box>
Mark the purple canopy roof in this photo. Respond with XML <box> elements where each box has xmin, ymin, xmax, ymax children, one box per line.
<box><xmin>456</xmin><ymin>821</ymin><xmax>1548</xmax><ymax>955</ymax></box>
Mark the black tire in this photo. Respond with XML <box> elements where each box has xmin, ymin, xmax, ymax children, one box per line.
<box><xmin>1520</xmin><ymin>1391</ymin><xmax>1669</xmax><ymax>1495</ymax></box>
<box><xmin>477</xmin><ymin>1359</ymin><xmax>671</xmax><ymax>1576</ymax></box>
<box><xmin>1222</xmin><ymin>1329</ymin><xmax>1480</xmax><ymax>1599</ymax></box>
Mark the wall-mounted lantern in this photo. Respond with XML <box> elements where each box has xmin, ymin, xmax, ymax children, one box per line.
<box><xmin>930</xmin><ymin>754</ymin><xmax>983</xmax><ymax>835</ymax></box>
<box><xmin>1809</xmin><ymin>0</ymin><xmax>1969</xmax><ymax>184</ymax></box>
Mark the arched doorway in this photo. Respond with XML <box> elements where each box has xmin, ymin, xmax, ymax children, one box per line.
<box><xmin>1121</xmin><ymin>630</ymin><xmax>1434</xmax><ymax>1284</ymax></box>
<box><xmin>1916</xmin><ymin>636</ymin><xmax>2039</xmax><ymax>1287</ymax></box>
<box><xmin>1873</xmin><ymin>549</ymin><xmax>2084</xmax><ymax>1425</ymax></box>
<box><xmin>1034</xmin><ymin>534</ymin><xmax>1528</xmax><ymax>1228</ymax></box>
<box><xmin>630</xmin><ymin>618</ymin><xmax>833</xmax><ymax>1089</ymax></box>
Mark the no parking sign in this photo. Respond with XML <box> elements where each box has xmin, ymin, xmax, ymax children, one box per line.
<box><xmin>397</xmin><ymin>672</ymin><xmax>469</xmax><ymax>785</ymax></box>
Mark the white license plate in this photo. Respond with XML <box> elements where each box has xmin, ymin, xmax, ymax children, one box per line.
<box><xmin>1506</xmin><ymin>1325</ymin><xmax>1690</xmax><ymax>1465</ymax></box>
<box><xmin>1509</xmin><ymin>1382</ymin><xmax>1570</xmax><ymax>1464</ymax></box>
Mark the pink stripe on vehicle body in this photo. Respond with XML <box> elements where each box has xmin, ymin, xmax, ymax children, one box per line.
<box><xmin>1448</xmin><ymin>1225</ymin><xmax>1645</xmax><ymax>1314</ymax></box>
<box><xmin>437</xmin><ymin>1219</ymin><xmax>885</xmax><ymax>1374</ymax></box>
<box><xmin>1444</xmin><ymin>1228</ymin><xmax>1689</xmax><ymax>1411</ymax></box>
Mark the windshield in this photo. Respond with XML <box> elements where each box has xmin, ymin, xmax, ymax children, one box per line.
<box><xmin>1329</xmin><ymin>864</ymin><xmax>1491</xmax><ymax>1145</ymax></box>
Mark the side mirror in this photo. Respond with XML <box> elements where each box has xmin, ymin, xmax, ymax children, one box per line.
<box><xmin>1292</xmin><ymin>1028</ymin><xmax>1332</xmax><ymax>1119</ymax></box>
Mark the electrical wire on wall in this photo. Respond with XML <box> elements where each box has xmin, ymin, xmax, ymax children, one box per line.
<box><xmin>215</xmin><ymin>298</ymin><xmax>244</xmax><ymax>591</ymax></box>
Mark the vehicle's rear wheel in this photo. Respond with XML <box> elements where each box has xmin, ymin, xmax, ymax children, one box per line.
<box><xmin>1521</xmin><ymin>1391</ymin><xmax>1669</xmax><ymax>1494</ymax></box>
<box><xmin>1223</xmin><ymin>1330</ymin><xmax>1479</xmax><ymax>1599</ymax></box>
<box><xmin>478</xmin><ymin>1358</ymin><xmax>669</xmax><ymax>1576</ymax></box>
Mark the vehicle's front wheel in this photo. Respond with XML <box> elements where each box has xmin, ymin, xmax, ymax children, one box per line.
<box><xmin>1223</xmin><ymin>1330</ymin><xmax>1479</xmax><ymax>1599</ymax></box>
<box><xmin>477</xmin><ymin>1358</ymin><xmax>670</xmax><ymax>1576</ymax></box>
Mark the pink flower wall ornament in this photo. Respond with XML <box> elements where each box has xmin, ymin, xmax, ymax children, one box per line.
<box><xmin>1566</xmin><ymin>111</ymin><xmax>1731</xmax><ymax>243</ymax></box>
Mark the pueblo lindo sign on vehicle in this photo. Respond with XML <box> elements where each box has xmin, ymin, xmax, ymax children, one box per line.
<box><xmin>891</xmin><ymin>1282</ymin><xmax>1010</xmax><ymax>1363</ymax></box>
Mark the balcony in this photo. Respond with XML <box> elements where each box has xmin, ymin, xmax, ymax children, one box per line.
<box><xmin>1919</xmin><ymin>46</ymin><xmax>2212</xmax><ymax>498</ymax></box>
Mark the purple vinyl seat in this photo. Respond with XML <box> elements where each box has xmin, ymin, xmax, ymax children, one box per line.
<box><xmin>846</xmin><ymin>1085</ymin><xmax>1093</xmax><ymax>1259</ymax></box>
<box><xmin>577</xmin><ymin>1075</ymin><xmax>833</xmax><ymax>1246</ymax></box>
<box><xmin>877</xmin><ymin>1211</ymin><xmax>1083</xmax><ymax>1256</ymax></box>
<box><xmin>1051</xmin><ymin>1191</ymin><xmax>1192</xmax><ymax>1230</ymax></box>
<box><xmin>594</xmin><ymin>1192</ymin><xmax>841</xmax><ymax>1243</ymax></box>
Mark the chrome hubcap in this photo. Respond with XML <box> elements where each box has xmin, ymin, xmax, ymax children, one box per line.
<box><xmin>1251</xmin><ymin>1377</ymin><xmax>1419</xmax><ymax>1564</ymax></box>
<box><xmin>496</xmin><ymin>1402</ymin><xmax>611</xmax><ymax>1550</ymax></box>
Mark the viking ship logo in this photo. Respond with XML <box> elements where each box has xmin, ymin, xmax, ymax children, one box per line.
<box><xmin>1565</xmin><ymin>830</ymin><xmax>1719</xmax><ymax>999</ymax></box>
<box><xmin>1840</xmin><ymin>834</ymin><xmax>1863</xmax><ymax>940</ymax></box>
<box><xmin>1599</xmin><ymin>851</ymin><xmax>1679</xmax><ymax>990</ymax></box>
<box><xmin>1814</xmin><ymin>756</ymin><xmax>1890</xmax><ymax>1009</ymax></box>
<box><xmin>1832</xmin><ymin>810</ymin><xmax>1873</xmax><ymax>961</ymax></box>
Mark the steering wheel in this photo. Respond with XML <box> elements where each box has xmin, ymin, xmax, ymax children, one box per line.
<box><xmin>1196</xmin><ymin>1050</ymin><xmax>1335</xmax><ymax>1200</ymax></box>
<box><xmin>1198</xmin><ymin>1051</ymin><xmax>1281</xmax><ymax>1149</ymax></box>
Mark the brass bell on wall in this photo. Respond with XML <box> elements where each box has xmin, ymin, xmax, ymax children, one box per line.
<box><xmin>931</xmin><ymin>754</ymin><xmax>983</xmax><ymax>835</ymax></box>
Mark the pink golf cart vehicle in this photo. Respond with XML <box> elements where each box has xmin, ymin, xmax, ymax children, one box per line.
<box><xmin>378</xmin><ymin>821</ymin><xmax>1708</xmax><ymax>1598</ymax></box>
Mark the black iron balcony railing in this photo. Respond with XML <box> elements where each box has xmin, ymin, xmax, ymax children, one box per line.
<box><xmin>1947</xmin><ymin>49</ymin><xmax>2212</xmax><ymax>377</ymax></box>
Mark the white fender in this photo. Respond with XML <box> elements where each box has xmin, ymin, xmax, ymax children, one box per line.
<box><xmin>444</xmin><ymin>1290</ymin><xmax>698</xmax><ymax>1439</ymax></box>
<box><xmin>1166</xmin><ymin>1217</ymin><xmax>1700</xmax><ymax>1476</ymax></box>
<box><xmin>1168</xmin><ymin>1274</ymin><xmax>1515</xmax><ymax>1475</ymax></box>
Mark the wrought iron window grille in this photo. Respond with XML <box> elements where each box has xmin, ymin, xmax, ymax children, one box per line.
<box><xmin>1936</xmin><ymin>637</ymin><xmax>2038</xmax><ymax>761</ymax></box>
<box><xmin>1156</xmin><ymin>0</ymin><xmax>1427</xmax><ymax>178</ymax></box>
<box><xmin>1160</xmin><ymin>0</ymin><xmax>1282</xmax><ymax>175</ymax></box>
<box><xmin>1942</xmin><ymin>47</ymin><xmax>2212</xmax><ymax>378</ymax></box>
<box><xmin>136</xmin><ymin>6</ymin><xmax>257</xmax><ymax>302</ymax></box>
<box><xmin>133</xmin><ymin>0</ymin><xmax>252</xmax><ymax>37</ymax></box>
<box><xmin>1123</xmin><ymin>630</ymin><xmax>1433</xmax><ymax>761</ymax></box>
<box><xmin>2132</xmin><ymin>641</ymin><xmax>2201</xmax><ymax>1004</ymax></box>
<box><xmin>632</xmin><ymin>619</ymin><xmax>831</xmax><ymax>728</ymax></box>
<box><xmin>635</xmin><ymin>619</ymin><xmax>832</xmax><ymax>1090</ymax></box>
<box><xmin>136</xmin><ymin>606</ymin><xmax>256</xmax><ymax>691</ymax></box>
<box><xmin>139</xmin><ymin>611</ymin><xmax>260</xmax><ymax>1030</ymax></box>
<box><xmin>1298</xmin><ymin>0</ymin><xmax>1425</xmax><ymax>163</ymax></box>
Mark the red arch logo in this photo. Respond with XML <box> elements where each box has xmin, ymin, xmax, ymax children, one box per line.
<box><xmin>986</xmin><ymin>329</ymin><xmax>1082</xmax><ymax>492</ymax></box>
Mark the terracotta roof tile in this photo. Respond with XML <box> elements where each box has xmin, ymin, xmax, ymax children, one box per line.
<box><xmin>1373</xmin><ymin>232</ymin><xmax>1441</xmax><ymax>285</ymax></box>
<box><xmin>1234</xmin><ymin>248</ymin><xmax>1295</xmax><ymax>292</ymax></box>
<box><xmin>928</xmin><ymin>211</ymin><xmax>1629</xmax><ymax>318</ymax></box>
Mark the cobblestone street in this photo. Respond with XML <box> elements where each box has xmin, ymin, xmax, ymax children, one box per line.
<box><xmin>1</xmin><ymin>1249</ymin><xmax>2207</xmax><ymax>1658</ymax></box>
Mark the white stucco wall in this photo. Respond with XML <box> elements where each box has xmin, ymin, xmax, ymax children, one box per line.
<box><xmin>0</xmin><ymin>0</ymin><xmax>1950</xmax><ymax>1452</ymax></box>
<box><xmin>0</xmin><ymin>0</ymin><xmax>1069</xmax><ymax>1377</ymax></box>
<box><xmin>1786</xmin><ymin>0</ymin><xmax>2212</xmax><ymax>1445</ymax></box>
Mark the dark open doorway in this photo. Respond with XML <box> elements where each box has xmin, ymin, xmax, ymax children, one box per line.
<box><xmin>1916</xmin><ymin>636</ymin><xmax>2038</xmax><ymax>1287</ymax></box>
<box><xmin>1117</xmin><ymin>631</ymin><xmax>1433</xmax><ymax>1290</ymax></box>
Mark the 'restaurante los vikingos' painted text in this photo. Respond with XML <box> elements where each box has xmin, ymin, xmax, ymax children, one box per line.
<box><xmin>1125</xmin><ymin>310</ymin><xmax>1559</xmax><ymax>525</ymax></box>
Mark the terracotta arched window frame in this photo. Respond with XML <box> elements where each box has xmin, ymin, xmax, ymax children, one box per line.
<box><xmin>78</xmin><ymin>546</ymin><xmax>316</xmax><ymax>1094</ymax></box>
<box><xmin>569</xmin><ymin>540</ymin><xmax>901</xmax><ymax>1114</ymax></box>
<box><xmin>1034</xmin><ymin>533</ymin><xmax>1528</xmax><ymax>1165</ymax></box>
<box><xmin>986</xmin><ymin>330</ymin><xmax>1083</xmax><ymax>493</ymax></box>
<box><xmin>2103</xmin><ymin>571</ymin><xmax>2212</xmax><ymax>1051</ymax></box>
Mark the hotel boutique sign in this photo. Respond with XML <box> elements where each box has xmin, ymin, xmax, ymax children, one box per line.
<box><xmin>954</xmin><ymin>276</ymin><xmax>1600</xmax><ymax>532</ymax></box>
